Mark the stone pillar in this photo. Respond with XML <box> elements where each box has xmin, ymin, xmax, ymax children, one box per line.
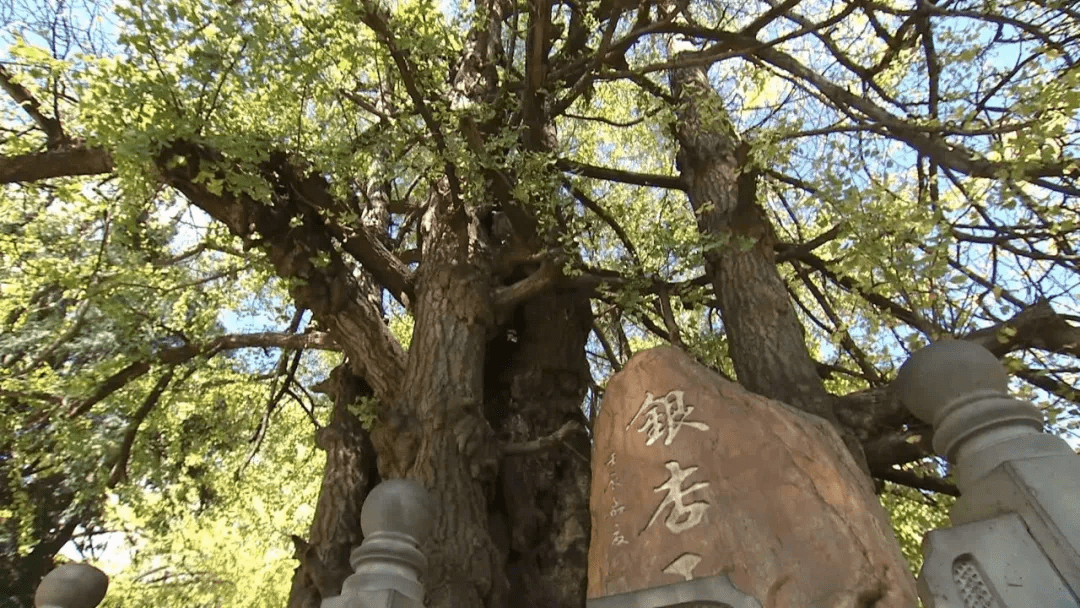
<box><xmin>34</xmin><ymin>563</ymin><xmax>108</xmax><ymax>608</ymax></box>
<box><xmin>896</xmin><ymin>340</ymin><xmax>1080</xmax><ymax>607</ymax></box>
<box><xmin>587</xmin><ymin>346</ymin><xmax>917</xmax><ymax>608</ymax></box>
<box><xmin>321</xmin><ymin>479</ymin><xmax>434</xmax><ymax>608</ymax></box>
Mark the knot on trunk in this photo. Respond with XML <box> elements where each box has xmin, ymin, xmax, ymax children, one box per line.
<box><xmin>453</xmin><ymin>411</ymin><xmax>500</xmax><ymax>481</ymax></box>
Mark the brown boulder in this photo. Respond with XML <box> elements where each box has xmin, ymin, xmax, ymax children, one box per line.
<box><xmin>587</xmin><ymin>346</ymin><xmax>917</xmax><ymax>607</ymax></box>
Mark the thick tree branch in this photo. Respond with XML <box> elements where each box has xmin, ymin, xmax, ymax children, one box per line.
<box><xmin>837</xmin><ymin>299</ymin><xmax>1080</xmax><ymax>460</ymax></box>
<box><xmin>863</xmin><ymin>430</ymin><xmax>934</xmax><ymax>469</ymax></box>
<box><xmin>158</xmin><ymin>141</ymin><xmax>406</xmax><ymax>400</ymax></box>
<box><xmin>345</xmin><ymin>233</ymin><xmax>414</xmax><ymax>306</ymax></box>
<box><xmin>964</xmin><ymin>299</ymin><xmax>1080</xmax><ymax>358</ymax></box>
<box><xmin>0</xmin><ymin>65</ymin><xmax>66</xmax><ymax>146</ymax></box>
<box><xmin>0</xmin><ymin>146</ymin><xmax>112</xmax><ymax>184</ymax></box>
<box><xmin>774</xmin><ymin>224</ymin><xmax>842</xmax><ymax>262</ymax></box>
<box><xmin>875</xmin><ymin>467</ymin><xmax>959</xmax><ymax>497</ymax></box>
<box><xmin>494</xmin><ymin>258</ymin><xmax>562</xmax><ymax>312</ymax></box>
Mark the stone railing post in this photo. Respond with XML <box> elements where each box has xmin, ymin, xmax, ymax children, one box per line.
<box><xmin>321</xmin><ymin>478</ymin><xmax>434</xmax><ymax>608</ymax></box>
<box><xmin>34</xmin><ymin>563</ymin><xmax>108</xmax><ymax>608</ymax></box>
<box><xmin>896</xmin><ymin>339</ymin><xmax>1080</xmax><ymax>607</ymax></box>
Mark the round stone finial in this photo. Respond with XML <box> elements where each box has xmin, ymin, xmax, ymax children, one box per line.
<box><xmin>360</xmin><ymin>478</ymin><xmax>435</xmax><ymax>544</ymax></box>
<box><xmin>895</xmin><ymin>339</ymin><xmax>1010</xmax><ymax>425</ymax></box>
<box><xmin>34</xmin><ymin>563</ymin><xmax>109</xmax><ymax>608</ymax></box>
<box><xmin>895</xmin><ymin>339</ymin><xmax>1063</xmax><ymax>490</ymax></box>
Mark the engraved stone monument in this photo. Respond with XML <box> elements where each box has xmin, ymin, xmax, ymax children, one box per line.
<box><xmin>587</xmin><ymin>346</ymin><xmax>917</xmax><ymax>608</ymax></box>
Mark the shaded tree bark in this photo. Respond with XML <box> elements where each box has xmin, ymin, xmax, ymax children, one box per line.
<box><xmin>483</xmin><ymin>289</ymin><xmax>593</xmax><ymax>608</ymax></box>
<box><xmin>287</xmin><ymin>365</ymin><xmax>379</xmax><ymax>608</ymax></box>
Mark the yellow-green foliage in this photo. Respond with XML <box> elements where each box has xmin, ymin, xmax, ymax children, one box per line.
<box><xmin>881</xmin><ymin>482</ymin><xmax>954</xmax><ymax>575</ymax></box>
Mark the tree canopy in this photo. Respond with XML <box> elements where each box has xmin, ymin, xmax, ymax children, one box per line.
<box><xmin>1</xmin><ymin>0</ymin><xmax>1078</xmax><ymax>605</ymax></box>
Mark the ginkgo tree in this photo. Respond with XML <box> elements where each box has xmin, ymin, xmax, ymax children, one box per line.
<box><xmin>1</xmin><ymin>0</ymin><xmax>1079</xmax><ymax>606</ymax></box>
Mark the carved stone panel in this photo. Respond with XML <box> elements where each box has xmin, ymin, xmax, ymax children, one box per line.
<box><xmin>587</xmin><ymin>346</ymin><xmax>918</xmax><ymax>607</ymax></box>
<box><xmin>919</xmin><ymin>512</ymin><xmax>1079</xmax><ymax>608</ymax></box>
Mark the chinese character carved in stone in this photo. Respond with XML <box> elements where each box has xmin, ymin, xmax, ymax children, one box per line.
<box><xmin>626</xmin><ymin>390</ymin><xmax>710</xmax><ymax>446</ymax></box>
<box><xmin>647</xmin><ymin>461</ymin><xmax>711</xmax><ymax>534</ymax></box>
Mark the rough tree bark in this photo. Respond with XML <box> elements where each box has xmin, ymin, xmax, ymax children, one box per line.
<box><xmin>483</xmin><ymin>290</ymin><xmax>593</xmax><ymax>608</ymax></box>
<box><xmin>383</xmin><ymin>183</ymin><xmax>503</xmax><ymax>607</ymax></box>
<box><xmin>668</xmin><ymin>56</ymin><xmax>857</xmax><ymax>442</ymax></box>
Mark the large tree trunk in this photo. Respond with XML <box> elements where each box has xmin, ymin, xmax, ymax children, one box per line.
<box><xmin>365</xmin><ymin>183</ymin><xmax>593</xmax><ymax>608</ymax></box>
<box><xmin>668</xmin><ymin>56</ymin><xmax>869</xmax><ymax>472</ymax></box>
<box><xmin>483</xmin><ymin>290</ymin><xmax>593</xmax><ymax>608</ymax></box>
<box><xmin>373</xmin><ymin>184</ymin><xmax>504</xmax><ymax>607</ymax></box>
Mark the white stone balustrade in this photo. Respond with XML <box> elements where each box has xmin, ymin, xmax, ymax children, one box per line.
<box><xmin>321</xmin><ymin>478</ymin><xmax>434</xmax><ymax>608</ymax></box>
<box><xmin>33</xmin><ymin>563</ymin><xmax>108</xmax><ymax>608</ymax></box>
<box><xmin>896</xmin><ymin>339</ymin><xmax>1080</xmax><ymax>607</ymax></box>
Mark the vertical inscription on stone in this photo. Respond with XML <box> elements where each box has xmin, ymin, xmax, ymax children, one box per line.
<box><xmin>625</xmin><ymin>389</ymin><xmax>713</xmax><ymax>577</ymax></box>
<box><xmin>627</xmin><ymin>390</ymin><xmax>712</xmax><ymax>572</ymax></box>
<box><xmin>606</xmin><ymin>453</ymin><xmax>629</xmax><ymax>547</ymax></box>
<box><xmin>622</xmin><ymin>389</ymin><xmax>713</xmax><ymax>575</ymax></box>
